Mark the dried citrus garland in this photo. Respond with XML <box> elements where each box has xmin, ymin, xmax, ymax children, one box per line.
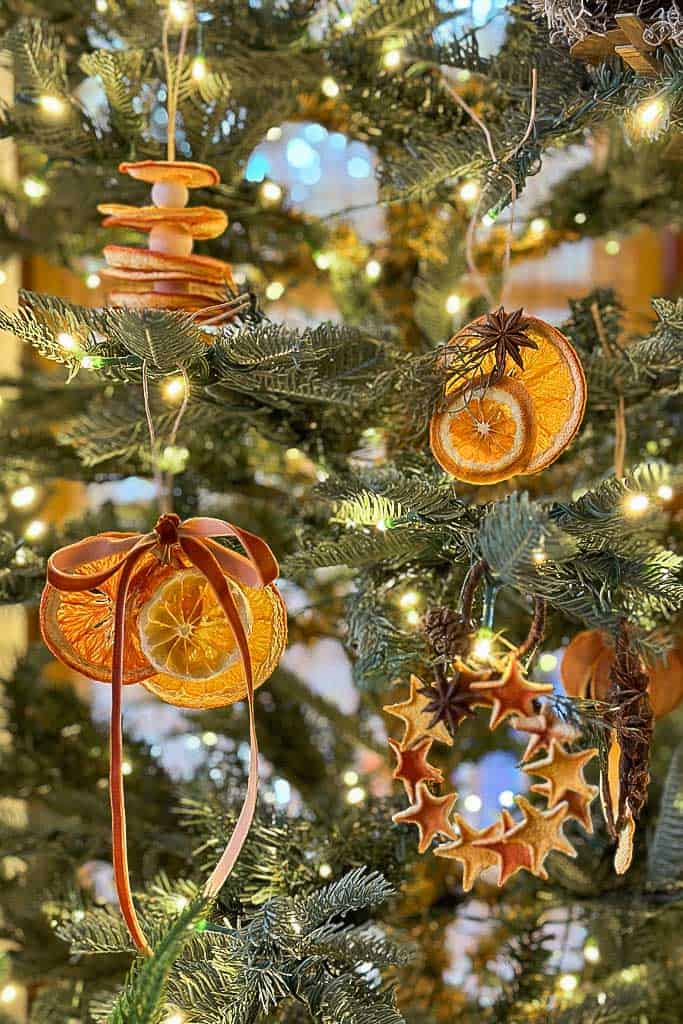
<box><xmin>430</xmin><ymin>307</ymin><xmax>587</xmax><ymax>485</ymax></box>
<box><xmin>383</xmin><ymin>587</ymin><xmax>599</xmax><ymax>889</ymax></box>
<box><xmin>99</xmin><ymin>159</ymin><xmax>247</xmax><ymax>326</ymax></box>
<box><xmin>41</xmin><ymin>513</ymin><xmax>287</xmax><ymax>954</ymax></box>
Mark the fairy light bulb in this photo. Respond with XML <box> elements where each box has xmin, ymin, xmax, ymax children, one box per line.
<box><xmin>605</xmin><ymin>238</ymin><xmax>621</xmax><ymax>256</ymax></box>
<box><xmin>446</xmin><ymin>293</ymin><xmax>462</xmax><ymax>315</ymax></box>
<box><xmin>625</xmin><ymin>492</ymin><xmax>649</xmax><ymax>516</ymax></box>
<box><xmin>584</xmin><ymin>940</ymin><xmax>600</xmax><ymax>963</ymax></box>
<box><xmin>163</xmin><ymin>1012</ymin><xmax>187</xmax><ymax>1024</ymax></box>
<box><xmin>168</xmin><ymin>0</ymin><xmax>191</xmax><ymax>24</ymax></box>
<box><xmin>383</xmin><ymin>49</ymin><xmax>402</xmax><ymax>70</ymax></box>
<box><xmin>24</xmin><ymin>520</ymin><xmax>46</xmax><ymax>541</ymax></box>
<box><xmin>265</xmin><ymin>281</ymin><xmax>285</xmax><ymax>301</ymax></box>
<box><xmin>337</xmin><ymin>13</ymin><xmax>352</xmax><ymax>29</ymax></box>
<box><xmin>463</xmin><ymin>794</ymin><xmax>482</xmax><ymax>813</ymax></box>
<box><xmin>657</xmin><ymin>484</ymin><xmax>673</xmax><ymax>501</ymax></box>
<box><xmin>346</xmin><ymin>785</ymin><xmax>366</xmax><ymax>805</ymax></box>
<box><xmin>191</xmin><ymin>55</ymin><xmax>207</xmax><ymax>81</ymax></box>
<box><xmin>538</xmin><ymin>652</ymin><xmax>558</xmax><ymax>672</ymax></box>
<box><xmin>343</xmin><ymin>770</ymin><xmax>358</xmax><ymax>786</ymax></box>
<box><xmin>559</xmin><ymin>974</ymin><xmax>578</xmax><ymax>994</ymax></box>
<box><xmin>57</xmin><ymin>331</ymin><xmax>78</xmax><ymax>352</ymax></box>
<box><xmin>85</xmin><ymin>272</ymin><xmax>101</xmax><ymax>289</ymax></box>
<box><xmin>405</xmin><ymin>609</ymin><xmax>420</xmax><ymax>626</ymax></box>
<box><xmin>0</xmin><ymin>985</ymin><xmax>17</xmax><ymax>1004</ymax></box>
<box><xmin>498</xmin><ymin>789</ymin><xmax>515</xmax><ymax>808</ymax></box>
<box><xmin>39</xmin><ymin>95</ymin><xmax>66</xmax><ymax>116</ymax></box>
<box><xmin>95</xmin><ymin>0</ymin><xmax>108</xmax><ymax>11</ymax></box>
<box><xmin>314</xmin><ymin>251</ymin><xmax>332</xmax><ymax>270</ymax></box>
<box><xmin>321</xmin><ymin>76</ymin><xmax>340</xmax><ymax>98</ymax></box>
<box><xmin>260</xmin><ymin>180</ymin><xmax>282</xmax><ymax>204</ymax></box>
<box><xmin>633</xmin><ymin>96</ymin><xmax>670</xmax><ymax>139</ymax></box>
<box><xmin>459</xmin><ymin>180</ymin><xmax>479</xmax><ymax>202</ymax></box>
<box><xmin>23</xmin><ymin>177</ymin><xmax>47</xmax><ymax>200</ymax></box>
<box><xmin>319</xmin><ymin>862</ymin><xmax>332</xmax><ymax>878</ymax></box>
<box><xmin>472</xmin><ymin>630</ymin><xmax>493</xmax><ymax>662</ymax></box>
<box><xmin>399</xmin><ymin>590</ymin><xmax>419</xmax><ymax>610</ymax></box>
<box><xmin>529</xmin><ymin>217</ymin><xmax>548</xmax><ymax>235</ymax></box>
<box><xmin>365</xmin><ymin>259</ymin><xmax>382</xmax><ymax>281</ymax></box>
<box><xmin>163</xmin><ymin>376</ymin><xmax>186</xmax><ymax>402</ymax></box>
<box><xmin>11</xmin><ymin>485</ymin><xmax>37</xmax><ymax>509</ymax></box>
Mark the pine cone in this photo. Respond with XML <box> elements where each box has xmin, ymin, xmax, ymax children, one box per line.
<box><xmin>424</xmin><ymin>606</ymin><xmax>471</xmax><ymax>659</ymax></box>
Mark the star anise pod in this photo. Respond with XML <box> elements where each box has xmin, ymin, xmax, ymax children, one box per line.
<box><xmin>419</xmin><ymin>669</ymin><xmax>479</xmax><ymax>735</ymax></box>
<box><xmin>468</xmin><ymin>306</ymin><xmax>538</xmax><ymax>378</ymax></box>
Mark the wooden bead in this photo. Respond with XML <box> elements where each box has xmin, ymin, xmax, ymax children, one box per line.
<box><xmin>151</xmin><ymin>181</ymin><xmax>189</xmax><ymax>208</ymax></box>
<box><xmin>148</xmin><ymin>224</ymin><xmax>193</xmax><ymax>257</ymax></box>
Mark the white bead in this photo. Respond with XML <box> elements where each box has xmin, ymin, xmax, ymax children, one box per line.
<box><xmin>151</xmin><ymin>181</ymin><xmax>189</xmax><ymax>208</ymax></box>
<box><xmin>149</xmin><ymin>224</ymin><xmax>193</xmax><ymax>256</ymax></box>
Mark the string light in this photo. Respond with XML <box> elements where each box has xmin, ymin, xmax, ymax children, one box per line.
<box><xmin>559</xmin><ymin>974</ymin><xmax>578</xmax><ymax>994</ymax></box>
<box><xmin>498</xmin><ymin>789</ymin><xmax>515</xmax><ymax>808</ymax></box>
<box><xmin>625</xmin><ymin>492</ymin><xmax>650</xmax><ymax>516</ymax></box>
<box><xmin>260</xmin><ymin>180</ymin><xmax>283</xmax><ymax>204</ymax></box>
<box><xmin>319</xmin><ymin>862</ymin><xmax>332</xmax><ymax>878</ymax></box>
<box><xmin>0</xmin><ymin>985</ymin><xmax>18</xmax><ymax>1004</ymax></box>
<box><xmin>405</xmin><ymin>609</ymin><xmax>420</xmax><ymax>627</ymax></box>
<box><xmin>529</xmin><ymin>217</ymin><xmax>548</xmax><ymax>235</ymax></box>
<box><xmin>383</xmin><ymin>49</ymin><xmax>402</xmax><ymax>70</ymax></box>
<box><xmin>314</xmin><ymin>251</ymin><xmax>332</xmax><ymax>270</ymax></box>
<box><xmin>163</xmin><ymin>376</ymin><xmax>186</xmax><ymax>402</ymax></box>
<box><xmin>23</xmin><ymin>177</ymin><xmax>47</xmax><ymax>200</ymax></box>
<box><xmin>657</xmin><ymin>484</ymin><xmax>673</xmax><ymax>501</ymax></box>
<box><xmin>605</xmin><ymin>238</ymin><xmax>621</xmax><ymax>256</ymax></box>
<box><xmin>584</xmin><ymin>940</ymin><xmax>600</xmax><ymax>963</ymax></box>
<box><xmin>24</xmin><ymin>520</ymin><xmax>46</xmax><ymax>541</ymax></box>
<box><xmin>375</xmin><ymin>517</ymin><xmax>387</xmax><ymax>532</ymax></box>
<box><xmin>365</xmin><ymin>259</ymin><xmax>382</xmax><ymax>281</ymax></box>
<box><xmin>597</xmin><ymin>992</ymin><xmax>607</xmax><ymax>1006</ymax></box>
<box><xmin>472</xmin><ymin>630</ymin><xmax>493</xmax><ymax>662</ymax></box>
<box><xmin>57</xmin><ymin>331</ymin><xmax>78</xmax><ymax>352</ymax></box>
<box><xmin>337</xmin><ymin>13</ymin><xmax>352</xmax><ymax>30</ymax></box>
<box><xmin>632</xmin><ymin>96</ymin><xmax>670</xmax><ymax>139</ymax></box>
<box><xmin>574</xmin><ymin>212</ymin><xmax>587</xmax><ymax>225</ymax></box>
<box><xmin>445</xmin><ymin>293</ymin><xmax>462</xmax><ymax>315</ymax></box>
<box><xmin>121</xmin><ymin>760</ymin><xmax>133</xmax><ymax>775</ymax></box>
<box><xmin>0</xmin><ymin>268</ymin><xmax>7</xmax><ymax>286</ymax></box>
<box><xmin>265</xmin><ymin>281</ymin><xmax>285</xmax><ymax>301</ymax></box>
<box><xmin>538</xmin><ymin>652</ymin><xmax>558</xmax><ymax>673</ymax></box>
<box><xmin>399</xmin><ymin>590</ymin><xmax>419</xmax><ymax>610</ymax></box>
<box><xmin>481</xmin><ymin>213</ymin><xmax>495</xmax><ymax>227</ymax></box>
<box><xmin>202</xmin><ymin>731</ymin><xmax>217</xmax><ymax>746</ymax></box>
<box><xmin>85</xmin><ymin>272</ymin><xmax>101</xmax><ymax>289</ymax></box>
<box><xmin>163</xmin><ymin>1012</ymin><xmax>187</xmax><ymax>1024</ymax></box>
<box><xmin>321</xmin><ymin>76</ymin><xmax>340</xmax><ymax>99</ymax></box>
<box><xmin>459</xmin><ymin>180</ymin><xmax>479</xmax><ymax>202</ymax></box>
<box><xmin>346</xmin><ymin>785</ymin><xmax>366</xmax><ymax>805</ymax></box>
<box><xmin>95</xmin><ymin>0</ymin><xmax>108</xmax><ymax>11</ymax></box>
<box><xmin>191</xmin><ymin>55</ymin><xmax>207</xmax><ymax>81</ymax></box>
<box><xmin>168</xmin><ymin>0</ymin><xmax>191</xmax><ymax>24</ymax></box>
<box><xmin>10</xmin><ymin>485</ymin><xmax>37</xmax><ymax>509</ymax></box>
<box><xmin>532</xmin><ymin>547</ymin><xmax>547</xmax><ymax>564</ymax></box>
<box><xmin>343</xmin><ymin>769</ymin><xmax>359</xmax><ymax>786</ymax></box>
<box><xmin>463</xmin><ymin>793</ymin><xmax>482</xmax><ymax>813</ymax></box>
<box><xmin>266</xmin><ymin>126</ymin><xmax>282</xmax><ymax>141</ymax></box>
<box><xmin>39</xmin><ymin>95</ymin><xmax>66</xmax><ymax>116</ymax></box>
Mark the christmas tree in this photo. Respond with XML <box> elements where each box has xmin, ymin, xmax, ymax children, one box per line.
<box><xmin>0</xmin><ymin>1</ymin><xmax>680</xmax><ymax>1022</ymax></box>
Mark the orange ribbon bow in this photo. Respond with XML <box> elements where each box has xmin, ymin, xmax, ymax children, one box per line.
<box><xmin>45</xmin><ymin>513</ymin><xmax>279</xmax><ymax>956</ymax></box>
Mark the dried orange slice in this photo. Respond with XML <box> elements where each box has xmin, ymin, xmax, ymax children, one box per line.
<box><xmin>119</xmin><ymin>160</ymin><xmax>220</xmax><ymax>188</ymax></box>
<box><xmin>430</xmin><ymin>377</ymin><xmax>537</xmax><ymax>485</ymax></box>
<box><xmin>39</xmin><ymin>551</ymin><xmax>168</xmax><ymax>684</ymax></box>
<box><xmin>138</xmin><ymin>570</ymin><xmax>252</xmax><ymax>680</ymax></box>
<box><xmin>98</xmin><ymin>204</ymin><xmax>227</xmax><ymax>239</ymax></box>
<box><xmin>448</xmin><ymin>314</ymin><xmax>586</xmax><ymax>475</ymax></box>
<box><xmin>141</xmin><ymin>581</ymin><xmax>287</xmax><ymax>709</ymax></box>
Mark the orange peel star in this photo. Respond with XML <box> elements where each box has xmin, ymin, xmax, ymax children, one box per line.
<box><xmin>512</xmin><ymin>704</ymin><xmax>579</xmax><ymax>762</ymax></box>
<box><xmin>383</xmin><ymin>675</ymin><xmax>453</xmax><ymax>748</ymax></box>
<box><xmin>496</xmin><ymin>796</ymin><xmax>576</xmax><ymax>876</ymax></box>
<box><xmin>392</xmin><ymin>782</ymin><xmax>459</xmax><ymax>853</ymax></box>
<box><xmin>434</xmin><ymin>814</ymin><xmax>502</xmax><ymax>890</ymax></box>
<box><xmin>523</xmin><ymin>741</ymin><xmax>598</xmax><ymax>806</ymax></box>
<box><xmin>471</xmin><ymin>656</ymin><xmax>553</xmax><ymax>730</ymax></box>
<box><xmin>388</xmin><ymin>736</ymin><xmax>444</xmax><ymax>801</ymax></box>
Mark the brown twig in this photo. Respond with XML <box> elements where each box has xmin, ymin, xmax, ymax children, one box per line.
<box><xmin>460</xmin><ymin>558</ymin><xmax>488</xmax><ymax>626</ymax></box>
<box><xmin>517</xmin><ymin>597</ymin><xmax>547</xmax><ymax>660</ymax></box>
<box><xmin>590</xmin><ymin>300</ymin><xmax>627</xmax><ymax>477</ymax></box>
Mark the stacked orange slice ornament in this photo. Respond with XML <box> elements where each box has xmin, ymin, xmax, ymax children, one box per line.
<box><xmin>430</xmin><ymin>307</ymin><xmax>587</xmax><ymax>485</ymax></box>
<box><xmin>40</xmin><ymin>513</ymin><xmax>287</xmax><ymax>955</ymax></box>
<box><xmin>99</xmin><ymin>160</ymin><xmax>239</xmax><ymax>324</ymax></box>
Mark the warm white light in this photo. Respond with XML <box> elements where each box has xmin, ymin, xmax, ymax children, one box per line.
<box><xmin>265</xmin><ymin>281</ymin><xmax>285</xmax><ymax>301</ymax></box>
<box><xmin>0</xmin><ymin>985</ymin><xmax>18</xmax><ymax>1004</ymax></box>
<box><xmin>657</xmin><ymin>484</ymin><xmax>673</xmax><ymax>502</ymax></box>
<box><xmin>11</xmin><ymin>485</ymin><xmax>37</xmax><ymax>509</ymax></box>
<box><xmin>338</xmin><ymin>13</ymin><xmax>352</xmax><ymax>29</ymax></box>
<box><xmin>498</xmin><ymin>790</ymin><xmax>515</xmax><ymax>808</ymax></box>
<box><xmin>529</xmin><ymin>217</ymin><xmax>548</xmax><ymax>235</ymax></box>
<box><xmin>482</xmin><ymin>213</ymin><xmax>495</xmax><ymax>227</ymax></box>
<box><xmin>95</xmin><ymin>0</ymin><xmax>108</xmax><ymax>11</ymax></box>
<box><xmin>634</xmin><ymin>96</ymin><xmax>670</xmax><ymax>136</ymax></box>
<box><xmin>314</xmin><ymin>251</ymin><xmax>332</xmax><ymax>270</ymax></box>
<box><xmin>365</xmin><ymin>259</ymin><xmax>382</xmax><ymax>281</ymax></box>
<box><xmin>121</xmin><ymin>760</ymin><xmax>133</xmax><ymax>776</ymax></box>
<box><xmin>39</xmin><ymin>95</ymin><xmax>66</xmax><ymax>116</ymax></box>
<box><xmin>459</xmin><ymin>181</ymin><xmax>479</xmax><ymax>202</ymax></box>
<box><xmin>173</xmin><ymin>895</ymin><xmax>189</xmax><ymax>910</ymax></box>
<box><xmin>163</xmin><ymin>1012</ymin><xmax>187</xmax><ymax>1024</ymax></box>
<box><xmin>605</xmin><ymin>238</ymin><xmax>621</xmax><ymax>256</ymax></box>
<box><xmin>319</xmin><ymin>863</ymin><xmax>332</xmax><ymax>878</ymax></box>
<box><xmin>23</xmin><ymin>177</ymin><xmax>47</xmax><ymax>200</ymax></box>
<box><xmin>574</xmin><ymin>212</ymin><xmax>587</xmax><ymax>225</ymax></box>
<box><xmin>85</xmin><ymin>272</ymin><xmax>101</xmax><ymax>289</ymax></box>
<box><xmin>472</xmin><ymin>633</ymin><xmax>493</xmax><ymax>662</ymax></box>
<box><xmin>463</xmin><ymin>794</ymin><xmax>482</xmax><ymax>813</ymax></box>
<box><xmin>597</xmin><ymin>992</ymin><xmax>607</xmax><ymax>1006</ymax></box>
<box><xmin>383</xmin><ymin>49</ymin><xmax>402</xmax><ymax>70</ymax></box>
<box><xmin>584</xmin><ymin>941</ymin><xmax>600</xmax><ymax>963</ymax></box>
<box><xmin>539</xmin><ymin>653</ymin><xmax>558</xmax><ymax>673</ymax></box>
<box><xmin>163</xmin><ymin>376</ymin><xmax>186</xmax><ymax>402</ymax></box>
<box><xmin>399</xmin><ymin>590</ymin><xmax>419</xmax><ymax>610</ymax></box>
<box><xmin>532</xmin><ymin>547</ymin><xmax>547</xmax><ymax>564</ymax></box>
<box><xmin>81</xmin><ymin>356</ymin><xmax>95</xmax><ymax>370</ymax></box>
<box><xmin>347</xmin><ymin>786</ymin><xmax>366</xmax><ymax>805</ymax></box>
<box><xmin>343</xmin><ymin>770</ymin><xmax>359</xmax><ymax>786</ymax></box>
<box><xmin>191</xmin><ymin>56</ymin><xmax>207</xmax><ymax>81</ymax></box>
<box><xmin>0</xmin><ymin>268</ymin><xmax>7</xmax><ymax>286</ymax></box>
<box><xmin>375</xmin><ymin>517</ymin><xmax>387</xmax><ymax>532</ymax></box>
<box><xmin>260</xmin><ymin>180</ymin><xmax>283</xmax><ymax>203</ymax></box>
<box><xmin>625</xmin><ymin>492</ymin><xmax>650</xmax><ymax>516</ymax></box>
<box><xmin>24</xmin><ymin>520</ymin><xmax>46</xmax><ymax>541</ymax></box>
<box><xmin>57</xmin><ymin>331</ymin><xmax>78</xmax><ymax>352</ymax></box>
<box><xmin>446</xmin><ymin>293</ymin><xmax>462</xmax><ymax>315</ymax></box>
<box><xmin>202</xmin><ymin>731</ymin><xmax>217</xmax><ymax>746</ymax></box>
<box><xmin>405</xmin><ymin>609</ymin><xmax>420</xmax><ymax>627</ymax></box>
<box><xmin>559</xmin><ymin>973</ymin><xmax>578</xmax><ymax>993</ymax></box>
<box><xmin>321</xmin><ymin>76</ymin><xmax>340</xmax><ymax>99</ymax></box>
<box><xmin>168</xmin><ymin>0</ymin><xmax>191</xmax><ymax>24</ymax></box>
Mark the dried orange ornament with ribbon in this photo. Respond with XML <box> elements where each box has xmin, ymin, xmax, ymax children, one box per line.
<box><xmin>430</xmin><ymin>307</ymin><xmax>587</xmax><ymax>485</ymax></box>
<box><xmin>40</xmin><ymin>512</ymin><xmax>286</xmax><ymax>955</ymax></box>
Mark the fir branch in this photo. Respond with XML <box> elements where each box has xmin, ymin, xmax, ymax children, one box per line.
<box><xmin>647</xmin><ymin>743</ymin><xmax>683</xmax><ymax>889</ymax></box>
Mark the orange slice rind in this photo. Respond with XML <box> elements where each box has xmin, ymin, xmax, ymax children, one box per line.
<box><xmin>103</xmin><ymin>245</ymin><xmax>234</xmax><ymax>283</ymax></box>
<box><xmin>98</xmin><ymin>204</ymin><xmax>227</xmax><ymax>239</ymax></box>
<box><xmin>119</xmin><ymin>160</ymin><xmax>220</xmax><ymax>188</ymax></box>
<box><xmin>430</xmin><ymin>377</ymin><xmax>537</xmax><ymax>485</ymax></box>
